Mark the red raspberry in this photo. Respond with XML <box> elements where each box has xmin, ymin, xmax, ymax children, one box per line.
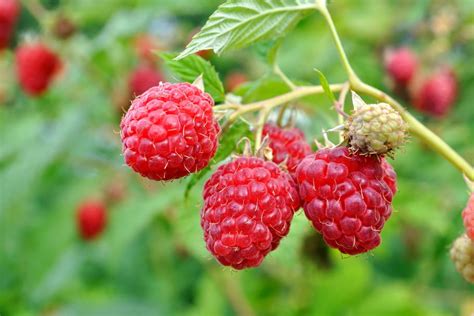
<box><xmin>413</xmin><ymin>68</ymin><xmax>458</xmax><ymax>118</ymax></box>
<box><xmin>120</xmin><ymin>82</ymin><xmax>220</xmax><ymax>181</ymax></box>
<box><xmin>385</xmin><ymin>47</ymin><xmax>418</xmax><ymax>86</ymax></box>
<box><xmin>295</xmin><ymin>147</ymin><xmax>397</xmax><ymax>255</ymax></box>
<box><xmin>76</xmin><ymin>200</ymin><xmax>107</xmax><ymax>241</ymax></box>
<box><xmin>15</xmin><ymin>42</ymin><xmax>62</xmax><ymax>96</ymax></box>
<box><xmin>262</xmin><ymin>123</ymin><xmax>312</xmax><ymax>177</ymax></box>
<box><xmin>128</xmin><ymin>65</ymin><xmax>164</xmax><ymax>97</ymax></box>
<box><xmin>0</xmin><ymin>0</ymin><xmax>20</xmax><ymax>50</ymax></box>
<box><xmin>201</xmin><ymin>156</ymin><xmax>300</xmax><ymax>269</ymax></box>
<box><xmin>225</xmin><ymin>72</ymin><xmax>247</xmax><ymax>91</ymax></box>
<box><xmin>462</xmin><ymin>193</ymin><xmax>474</xmax><ymax>241</ymax></box>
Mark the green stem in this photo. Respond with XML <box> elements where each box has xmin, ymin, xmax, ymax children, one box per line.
<box><xmin>220</xmin><ymin>84</ymin><xmax>344</xmax><ymax>132</ymax></box>
<box><xmin>318</xmin><ymin>5</ymin><xmax>358</xmax><ymax>83</ymax></box>
<box><xmin>317</xmin><ymin>5</ymin><xmax>474</xmax><ymax>181</ymax></box>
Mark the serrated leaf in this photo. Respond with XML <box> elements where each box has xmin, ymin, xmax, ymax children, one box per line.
<box><xmin>176</xmin><ymin>0</ymin><xmax>318</xmax><ymax>59</ymax></box>
<box><xmin>184</xmin><ymin>119</ymin><xmax>253</xmax><ymax>198</ymax></box>
<box><xmin>160</xmin><ymin>52</ymin><xmax>225</xmax><ymax>102</ymax></box>
<box><xmin>314</xmin><ymin>69</ymin><xmax>336</xmax><ymax>102</ymax></box>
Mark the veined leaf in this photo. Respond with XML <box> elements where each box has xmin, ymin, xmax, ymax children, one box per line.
<box><xmin>160</xmin><ymin>52</ymin><xmax>225</xmax><ymax>102</ymax></box>
<box><xmin>176</xmin><ymin>0</ymin><xmax>318</xmax><ymax>59</ymax></box>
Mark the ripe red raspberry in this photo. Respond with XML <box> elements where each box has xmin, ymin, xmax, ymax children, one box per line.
<box><xmin>295</xmin><ymin>147</ymin><xmax>397</xmax><ymax>255</ymax></box>
<box><xmin>385</xmin><ymin>47</ymin><xmax>418</xmax><ymax>86</ymax></box>
<box><xmin>0</xmin><ymin>0</ymin><xmax>20</xmax><ymax>50</ymax></box>
<box><xmin>201</xmin><ymin>156</ymin><xmax>300</xmax><ymax>269</ymax></box>
<box><xmin>462</xmin><ymin>193</ymin><xmax>474</xmax><ymax>241</ymax></box>
<box><xmin>225</xmin><ymin>72</ymin><xmax>247</xmax><ymax>91</ymax></box>
<box><xmin>262</xmin><ymin>123</ymin><xmax>312</xmax><ymax>177</ymax></box>
<box><xmin>15</xmin><ymin>42</ymin><xmax>62</xmax><ymax>96</ymax></box>
<box><xmin>76</xmin><ymin>200</ymin><xmax>107</xmax><ymax>241</ymax></box>
<box><xmin>120</xmin><ymin>82</ymin><xmax>220</xmax><ymax>181</ymax></box>
<box><xmin>413</xmin><ymin>68</ymin><xmax>458</xmax><ymax>118</ymax></box>
<box><xmin>128</xmin><ymin>65</ymin><xmax>164</xmax><ymax>97</ymax></box>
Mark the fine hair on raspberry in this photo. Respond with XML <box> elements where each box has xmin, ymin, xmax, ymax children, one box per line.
<box><xmin>201</xmin><ymin>156</ymin><xmax>300</xmax><ymax>269</ymax></box>
<box><xmin>120</xmin><ymin>82</ymin><xmax>220</xmax><ymax>181</ymax></box>
<box><xmin>296</xmin><ymin>147</ymin><xmax>397</xmax><ymax>255</ymax></box>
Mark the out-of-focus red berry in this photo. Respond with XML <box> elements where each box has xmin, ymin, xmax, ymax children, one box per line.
<box><xmin>225</xmin><ymin>72</ymin><xmax>247</xmax><ymax>91</ymax></box>
<box><xmin>15</xmin><ymin>42</ymin><xmax>62</xmax><ymax>96</ymax></box>
<box><xmin>128</xmin><ymin>65</ymin><xmax>164</xmax><ymax>97</ymax></box>
<box><xmin>76</xmin><ymin>200</ymin><xmax>107</xmax><ymax>241</ymax></box>
<box><xmin>413</xmin><ymin>67</ymin><xmax>458</xmax><ymax>118</ymax></box>
<box><xmin>0</xmin><ymin>0</ymin><xmax>20</xmax><ymax>50</ymax></box>
<box><xmin>385</xmin><ymin>47</ymin><xmax>418</xmax><ymax>86</ymax></box>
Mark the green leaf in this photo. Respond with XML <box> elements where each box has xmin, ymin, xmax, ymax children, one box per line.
<box><xmin>176</xmin><ymin>0</ymin><xmax>318</xmax><ymax>59</ymax></box>
<box><xmin>160</xmin><ymin>52</ymin><xmax>225</xmax><ymax>102</ymax></box>
<box><xmin>314</xmin><ymin>68</ymin><xmax>336</xmax><ymax>102</ymax></box>
<box><xmin>184</xmin><ymin>118</ymin><xmax>253</xmax><ymax>198</ymax></box>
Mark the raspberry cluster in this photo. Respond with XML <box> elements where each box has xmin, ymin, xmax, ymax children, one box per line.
<box><xmin>120</xmin><ymin>82</ymin><xmax>220</xmax><ymax>181</ymax></box>
<box><xmin>295</xmin><ymin>147</ymin><xmax>396</xmax><ymax>255</ymax></box>
<box><xmin>76</xmin><ymin>200</ymin><xmax>107</xmax><ymax>241</ymax></box>
<box><xmin>201</xmin><ymin>156</ymin><xmax>300</xmax><ymax>269</ymax></box>
<box><xmin>462</xmin><ymin>194</ymin><xmax>474</xmax><ymax>241</ymax></box>
<box><xmin>0</xmin><ymin>0</ymin><xmax>19</xmax><ymax>50</ymax></box>
<box><xmin>15</xmin><ymin>42</ymin><xmax>62</xmax><ymax>96</ymax></box>
<box><xmin>262</xmin><ymin>123</ymin><xmax>312</xmax><ymax>176</ymax></box>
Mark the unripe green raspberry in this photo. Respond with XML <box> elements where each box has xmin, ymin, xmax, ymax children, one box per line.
<box><xmin>450</xmin><ymin>234</ymin><xmax>474</xmax><ymax>283</ymax></box>
<box><xmin>345</xmin><ymin>102</ymin><xmax>407</xmax><ymax>156</ymax></box>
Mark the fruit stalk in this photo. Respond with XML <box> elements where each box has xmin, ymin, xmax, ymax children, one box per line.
<box><xmin>318</xmin><ymin>4</ymin><xmax>474</xmax><ymax>180</ymax></box>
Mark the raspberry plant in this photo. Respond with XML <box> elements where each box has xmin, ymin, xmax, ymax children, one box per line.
<box><xmin>120</xmin><ymin>0</ymin><xmax>473</xmax><ymax>275</ymax></box>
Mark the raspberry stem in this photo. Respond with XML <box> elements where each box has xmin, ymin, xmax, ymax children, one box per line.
<box><xmin>317</xmin><ymin>5</ymin><xmax>474</xmax><ymax>181</ymax></box>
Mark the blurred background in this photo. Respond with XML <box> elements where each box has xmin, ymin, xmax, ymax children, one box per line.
<box><xmin>0</xmin><ymin>0</ymin><xmax>473</xmax><ymax>315</ymax></box>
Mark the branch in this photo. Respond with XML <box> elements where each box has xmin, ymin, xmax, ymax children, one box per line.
<box><xmin>317</xmin><ymin>5</ymin><xmax>474</xmax><ymax>181</ymax></box>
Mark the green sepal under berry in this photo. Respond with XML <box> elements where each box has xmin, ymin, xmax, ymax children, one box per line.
<box><xmin>344</xmin><ymin>92</ymin><xmax>407</xmax><ymax>156</ymax></box>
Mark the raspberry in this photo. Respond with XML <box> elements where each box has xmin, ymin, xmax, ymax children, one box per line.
<box><xmin>225</xmin><ymin>72</ymin><xmax>247</xmax><ymax>91</ymax></box>
<box><xmin>344</xmin><ymin>102</ymin><xmax>407</xmax><ymax>155</ymax></box>
<box><xmin>201</xmin><ymin>156</ymin><xmax>300</xmax><ymax>269</ymax></box>
<box><xmin>15</xmin><ymin>42</ymin><xmax>62</xmax><ymax>96</ymax></box>
<box><xmin>450</xmin><ymin>234</ymin><xmax>474</xmax><ymax>283</ymax></box>
<box><xmin>128</xmin><ymin>65</ymin><xmax>164</xmax><ymax>97</ymax></box>
<box><xmin>413</xmin><ymin>68</ymin><xmax>458</xmax><ymax>118</ymax></box>
<box><xmin>385</xmin><ymin>47</ymin><xmax>418</xmax><ymax>86</ymax></box>
<box><xmin>262</xmin><ymin>123</ymin><xmax>312</xmax><ymax>176</ymax></box>
<box><xmin>462</xmin><ymin>193</ymin><xmax>474</xmax><ymax>241</ymax></box>
<box><xmin>120</xmin><ymin>82</ymin><xmax>220</xmax><ymax>181</ymax></box>
<box><xmin>76</xmin><ymin>200</ymin><xmax>107</xmax><ymax>241</ymax></box>
<box><xmin>0</xmin><ymin>0</ymin><xmax>20</xmax><ymax>50</ymax></box>
<box><xmin>295</xmin><ymin>147</ymin><xmax>397</xmax><ymax>255</ymax></box>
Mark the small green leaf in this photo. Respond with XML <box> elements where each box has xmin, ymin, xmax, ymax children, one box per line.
<box><xmin>160</xmin><ymin>52</ymin><xmax>225</xmax><ymax>102</ymax></box>
<box><xmin>184</xmin><ymin>118</ymin><xmax>253</xmax><ymax>198</ymax></box>
<box><xmin>176</xmin><ymin>0</ymin><xmax>318</xmax><ymax>59</ymax></box>
<box><xmin>314</xmin><ymin>68</ymin><xmax>336</xmax><ymax>102</ymax></box>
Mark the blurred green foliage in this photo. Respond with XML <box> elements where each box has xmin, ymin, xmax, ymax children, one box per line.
<box><xmin>0</xmin><ymin>0</ymin><xmax>473</xmax><ymax>315</ymax></box>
